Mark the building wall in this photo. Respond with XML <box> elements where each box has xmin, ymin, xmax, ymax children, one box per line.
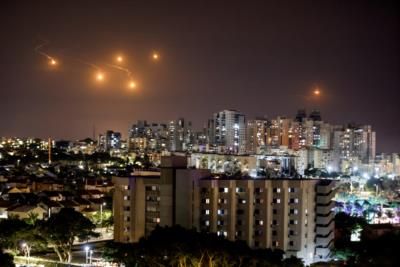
<box><xmin>113</xmin><ymin>157</ymin><xmax>335</xmax><ymax>264</ymax></box>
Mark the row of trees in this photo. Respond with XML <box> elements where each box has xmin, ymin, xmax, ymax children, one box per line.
<box><xmin>103</xmin><ymin>225</ymin><xmax>305</xmax><ymax>267</ymax></box>
<box><xmin>0</xmin><ymin>208</ymin><xmax>98</xmax><ymax>263</ymax></box>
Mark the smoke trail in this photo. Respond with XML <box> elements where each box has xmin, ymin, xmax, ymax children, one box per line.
<box><xmin>34</xmin><ymin>40</ymin><xmax>55</xmax><ymax>61</ymax></box>
<box><xmin>105</xmin><ymin>63</ymin><xmax>133</xmax><ymax>79</ymax></box>
<box><xmin>75</xmin><ymin>59</ymin><xmax>102</xmax><ymax>70</ymax></box>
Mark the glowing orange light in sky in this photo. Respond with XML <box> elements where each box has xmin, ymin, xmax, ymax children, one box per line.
<box><xmin>116</xmin><ymin>55</ymin><xmax>123</xmax><ymax>63</ymax></box>
<box><xmin>49</xmin><ymin>58</ymin><xmax>57</xmax><ymax>66</ymax></box>
<box><xmin>314</xmin><ymin>88</ymin><xmax>321</xmax><ymax>96</ymax></box>
<box><xmin>129</xmin><ymin>81</ymin><xmax>137</xmax><ymax>89</ymax></box>
<box><xmin>152</xmin><ymin>52</ymin><xmax>159</xmax><ymax>60</ymax></box>
<box><xmin>96</xmin><ymin>72</ymin><xmax>104</xmax><ymax>81</ymax></box>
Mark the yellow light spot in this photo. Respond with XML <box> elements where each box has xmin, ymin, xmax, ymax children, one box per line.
<box><xmin>49</xmin><ymin>58</ymin><xmax>57</xmax><ymax>66</ymax></box>
<box><xmin>96</xmin><ymin>72</ymin><xmax>104</xmax><ymax>81</ymax></box>
<box><xmin>314</xmin><ymin>89</ymin><xmax>320</xmax><ymax>96</ymax></box>
<box><xmin>129</xmin><ymin>81</ymin><xmax>137</xmax><ymax>89</ymax></box>
<box><xmin>152</xmin><ymin>52</ymin><xmax>159</xmax><ymax>60</ymax></box>
<box><xmin>116</xmin><ymin>56</ymin><xmax>123</xmax><ymax>63</ymax></box>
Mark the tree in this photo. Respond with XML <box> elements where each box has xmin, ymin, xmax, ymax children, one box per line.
<box><xmin>282</xmin><ymin>256</ymin><xmax>304</xmax><ymax>267</ymax></box>
<box><xmin>0</xmin><ymin>218</ymin><xmax>45</xmax><ymax>255</ymax></box>
<box><xmin>0</xmin><ymin>248</ymin><xmax>14</xmax><ymax>267</ymax></box>
<box><xmin>103</xmin><ymin>225</ymin><xmax>286</xmax><ymax>266</ymax></box>
<box><xmin>41</xmin><ymin>208</ymin><xmax>99</xmax><ymax>263</ymax></box>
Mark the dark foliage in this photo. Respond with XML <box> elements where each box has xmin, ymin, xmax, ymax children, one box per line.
<box><xmin>103</xmin><ymin>225</ymin><xmax>302</xmax><ymax>267</ymax></box>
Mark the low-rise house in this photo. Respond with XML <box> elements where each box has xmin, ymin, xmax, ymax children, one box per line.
<box><xmin>0</xmin><ymin>200</ymin><xmax>14</xmax><ymax>219</ymax></box>
<box><xmin>7</xmin><ymin>204</ymin><xmax>46</xmax><ymax>220</ymax></box>
<box><xmin>39</xmin><ymin>199</ymin><xmax>63</xmax><ymax>217</ymax></box>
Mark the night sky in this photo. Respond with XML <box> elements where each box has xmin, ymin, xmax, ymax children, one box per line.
<box><xmin>0</xmin><ymin>0</ymin><xmax>399</xmax><ymax>153</ymax></box>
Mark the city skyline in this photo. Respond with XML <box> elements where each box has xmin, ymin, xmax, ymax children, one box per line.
<box><xmin>0</xmin><ymin>0</ymin><xmax>399</xmax><ymax>153</ymax></box>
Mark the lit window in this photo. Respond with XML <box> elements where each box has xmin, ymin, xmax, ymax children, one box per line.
<box><xmin>219</xmin><ymin>187</ymin><xmax>229</xmax><ymax>193</ymax></box>
<box><xmin>218</xmin><ymin>209</ymin><xmax>226</xmax><ymax>215</ymax></box>
<box><xmin>205</xmin><ymin>209</ymin><xmax>210</xmax><ymax>215</ymax></box>
<box><xmin>273</xmin><ymin>188</ymin><xmax>281</xmax><ymax>193</ymax></box>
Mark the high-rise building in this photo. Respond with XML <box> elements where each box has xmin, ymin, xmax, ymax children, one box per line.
<box><xmin>168</xmin><ymin>118</ymin><xmax>193</xmax><ymax>151</ymax></box>
<box><xmin>113</xmin><ymin>156</ymin><xmax>336</xmax><ymax>264</ymax></box>
<box><xmin>98</xmin><ymin>130</ymin><xmax>121</xmax><ymax>151</ymax></box>
<box><xmin>113</xmin><ymin>156</ymin><xmax>211</xmax><ymax>242</ymax></box>
<box><xmin>331</xmin><ymin>124</ymin><xmax>376</xmax><ymax>171</ymax></box>
<box><xmin>246</xmin><ymin>118</ymin><xmax>269</xmax><ymax>154</ymax></box>
<box><xmin>106</xmin><ymin>130</ymin><xmax>121</xmax><ymax>150</ymax></box>
<box><xmin>199</xmin><ymin>178</ymin><xmax>335</xmax><ymax>264</ymax></box>
<box><xmin>128</xmin><ymin>120</ymin><xmax>168</xmax><ymax>152</ymax></box>
<box><xmin>211</xmin><ymin>110</ymin><xmax>246</xmax><ymax>154</ymax></box>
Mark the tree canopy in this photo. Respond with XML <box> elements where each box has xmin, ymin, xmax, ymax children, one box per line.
<box><xmin>103</xmin><ymin>225</ymin><xmax>301</xmax><ymax>267</ymax></box>
<box><xmin>41</xmin><ymin>208</ymin><xmax>99</xmax><ymax>263</ymax></box>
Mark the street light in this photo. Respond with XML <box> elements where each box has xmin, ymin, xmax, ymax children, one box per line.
<box><xmin>100</xmin><ymin>202</ymin><xmax>106</xmax><ymax>225</ymax></box>
<box><xmin>84</xmin><ymin>245</ymin><xmax>90</xmax><ymax>264</ymax></box>
<box><xmin>90</xmin><ymin>249</ymin><xmax>93</xmax><ymax>265</ymax></box>
<box><xmin>21</xmin><ymin>242</ymin><xmax>31</xmax><ymax>265</ymax></box>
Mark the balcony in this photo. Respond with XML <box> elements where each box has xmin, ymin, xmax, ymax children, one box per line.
<box><xmin>316</xmin><ymin>201</ymin><xmax>334</xmax><ymax>214</ymax></box>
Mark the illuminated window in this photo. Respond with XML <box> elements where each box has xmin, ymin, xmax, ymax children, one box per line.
<box><xmin>273</xmin><ymin>188</ymin><xmax>281</xmax><ymax>193</ymax></box>
<box><xmin>238</xmin><ymin>199</ymin><xmax>246</xmax><ymax>204</ymax></box>
<box><xmin>273</xmin><ymin>198</ymin><xmax>281</xmax><ymax>204</ymax></box>
<box><xmin>219</xmin><ymin>187</ymin><xmax>229</xmax><ymax>193</ymax></box>
<box><xmin>236</xmin><ymin>187</ymin><xmax>245</xmax><ymax>193</ymax></box>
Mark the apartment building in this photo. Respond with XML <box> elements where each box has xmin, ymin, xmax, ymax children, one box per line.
<box><xmin>198</xmin><ymin>177</ymin><xmax>334</xmax><ymax>264</ymax></box>
<box><xmin>113</xmin><ymin>156</ymin><xmax>335</xmax><ymax>264</ymax></box>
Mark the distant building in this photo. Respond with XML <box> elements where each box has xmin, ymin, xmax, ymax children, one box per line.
<box><xmin>211</xmin><ymin>110</ymin><xmax>246</xmax><ymax>154</ymax></box>
<box><xmin>105</xmin><ymin>130</ymin><xmax>121</xmax><ymax>150</ymax></box>
<box><xmin>332</xmin><ymin>124</ymin><xmax>376</xmax><ymax>171</ymax></box>
<box><xmin>246</xmin><ymin>118</ymin><xmax>269</xmax><ymax>154</ymax></box>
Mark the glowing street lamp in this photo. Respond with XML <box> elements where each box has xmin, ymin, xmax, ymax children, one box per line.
<box><xmin>327</xmin><ymin>166</ymin><xmax>332</xmax><ymax>173</ymax></box>
<box><xmin>21</xmin><ymin>242</ymin><xmax>31</xmax><ymax>265</ymax></box>
<box><xmin>90</xmin><ymin>249</ymin><xmax>93</xmax><ymax>265</ymax></box>
<box><xmin>84</xmin><ymin>245</ymin><xmax>90</xmax><ymax>264</ymax></box>
<box><xmin>100</xmin><ymin>202</ymin><xmax>106</xmax><ymax>225</ymax></box>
